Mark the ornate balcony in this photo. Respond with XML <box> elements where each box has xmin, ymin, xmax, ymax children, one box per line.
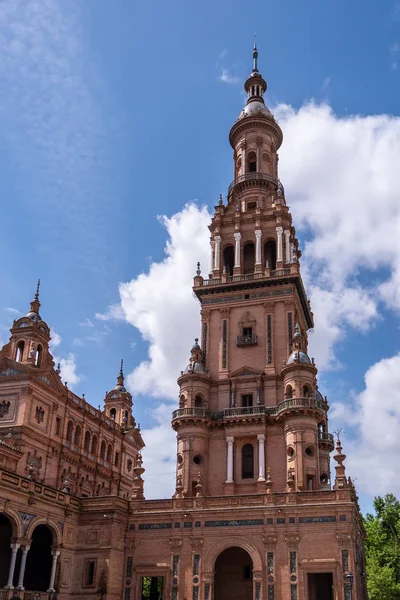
<box><xmin>224</xmin><ymin>406</ymin><xmax>265</xmax><ymax>418</ymax></box>
<box><xmin>227</xmin><ymin>171</ymin><xmax>278</xmax><ymax>196</ymax></box>
<box><xmin>236</xmin><ymin>334</ymin><xmax>257</xmax><ymax>346</ymax></box>
<box><xmin>172</xmin><ymin>407</ymin><xmax>211</xmax><ymax>421</ymax></box>
<box><xmin>318</xmin><ymin>431</ymin><xmax>335</xmax><ymax>445</ymax></box>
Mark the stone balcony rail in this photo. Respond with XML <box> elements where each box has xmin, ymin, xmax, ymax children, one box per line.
<box><xmin>318</xmin><ymin>431</ymin><xmax>335</xmax><ymax>444</ymax></box>
<box><xmin>172</xmin><ymin>397</ymin><xmax>328</xmax><ymax>423</ymax></box>
<box><xmin>227</xmin><ymin>171</ymin><xmax>279</xmax><ymax>195</ymax></box>
<box><xmin>198</xmin><ymin>268</ymin><xmax>292</xmax><ymax>288</ymax></box>
<box><xmin>0</xmin><ymin>591</ymin><xmax>56</xmax><ymax>600</ymax></box>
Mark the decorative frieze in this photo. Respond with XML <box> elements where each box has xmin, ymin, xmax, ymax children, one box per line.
<box><xmin>204</xmin><ymin>518</ymin><xmax>263</xmax><ymax>528</ymax></box>
<box><xmin>298</xmin><ymin>516</ymin><xmax>336</xmax><ymax>524</ymax></box>
<box><xmin>202</xmin><ymin>289</ymin><xmax>292</xmax><ymax>306</ymax></box>
<box><xmin>138</xmin><ymin>523</ymin><xmax>171</xmax><ymax>530</ymax></box>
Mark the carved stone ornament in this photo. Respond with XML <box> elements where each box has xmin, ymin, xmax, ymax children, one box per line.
<box><xmin>285</xmin><ymin>534</ymin><xmax>300</xmax><ymax>547</ymax></box>
<box><xmin>190</xmin><ymin>538</ymin><xmax>203</xmax><ymax>548</ymax></box>
<box><xmin>0</xmin><ymin>368</ymin><xmax>21</xmax><ymax>377</ymax></box>
<box><xmin>169</xmin><ymin>538</ymin><xmax>182</xmax><ymax>549</ymax></box>
<box><xmin>336</xmin><ymin>534</ymin><xmax>352</xmax><ymax>547</ymax></box>
<box><xmin>35</xmin><ymin>406</ymin><xmax>45</xmax><ymax>424</ymax></box>
<box><xmin>0</xmin><ymin>399</ymin><xmax>11</xmax><ymax>418</ymax></box>
<box><xmin>263</xmin><ymin>535</ymin><xmax>277</xmax><ymax>545</ymax></box>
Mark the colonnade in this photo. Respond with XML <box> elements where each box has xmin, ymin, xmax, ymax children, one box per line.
<box><xmin>225</xmin><ymin>434</ymin><xmax>266</xmax><ymax>483</ymax></box>
<box><xmin>212</xmin><ymin>226</ymin><xmax>294</xmax><ymax>273</ymax></box>
<box><xmin>5</xmin><ymin>541</ymin><xmax>60</xmax><ymax>592</ymax></box>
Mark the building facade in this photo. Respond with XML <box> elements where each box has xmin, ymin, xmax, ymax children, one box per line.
<box><xmin>0</xmin><ymin>46</ymin><xmax>367</xmax><ymax>600</ymax></box>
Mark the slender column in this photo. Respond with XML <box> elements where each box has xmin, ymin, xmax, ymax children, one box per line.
<box><xmin>255</xmin><ymin>230</ymin><xmax>262</xmax><ymax>265</ymax></box>
<box><xmin>284</xmin><ymin>230</ymin><xmax>291</xmax><ymax>264</ymax></box>
<box><xmin>230</xmin><ymin>390</ymin><xmax>235</xmax><ymax>408</ymax></box>
<box><xmin>17</xmin><ymin>545</ymin><xmax>30</xmax><ymax>589</ymax></box>
<box><xmin>234</xmin><ymin>233</ymin><xmax>241</xmax><ymax>268</ymax></box>
<box><xmin>210</xmin><ymin>240</ymin><xmax>215</xmax><ymax>273</ymax></box>
<box><xmin>6</xmin><ymin>543</ymin><xmax>20</xmax><ymax>588</ymax></box>
<box><xmin>276</xmin><ymin>227</ymin><xmax>283</xmax><ymax>263</ymax></box>
<box><xmin>257</xmin><ymin>434</ymin><xmax>266</xmax><ymax>481</ymax></box>
<box><xmin>226</xmin><ymin>437</ymin><xmax>234</xmax><ymax>483</ymax></box>
<box><xmin>47</xmin><ymin>550</ymin><xmax>61</xmax><ymax>592</ymax></box>
<box><xmin>256</xmin><ymin>388</ymin><xmax>261</xmax><ymax>406</ymax></box>
<box><xmin>290</xmin><ymin>242</ymin><xmax>294</xmax><ymax>263</ymax></box>
<box><xmin>257</xmin><ymin>146</ymin><xmax>262</xmax><ymax>172</ymax></box>
<box><xmin>213</xmin><ymin>236</ymin><xmax>221</xmax><ymax>271</ymax></box>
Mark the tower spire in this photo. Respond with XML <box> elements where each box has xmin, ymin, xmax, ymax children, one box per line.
<box><xmin>28</xmin><ymin>279</ymin><xmax>41</xmax><ymax>317</ymax></box>
<box><xmin>117</xmin><ymin>359</ymin><xmax>124</xmax><ymax>387</ymax></box>
<box><xmin>252</xmin><ymin>35</ymin><xmax>258</xmax><ymax>73</ymax></box>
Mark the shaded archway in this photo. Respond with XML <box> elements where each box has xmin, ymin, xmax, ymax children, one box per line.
<box><xmin>264</xmin><ymin>240</ymin><xmax>276</xmax><ymax>270</ymax></box>
<box><xmin>214</xmin><ymin>547</ymin><xmax>253</xmax><ymax>600</ymax></box>
<box><xmin>0</xmin><ymin>514</ymin><xmax>13</xmax><ymax>587</ymax></box>
<box><xmin>24</xmin><ymin>524</ymin><xmax>53</xmax><ymax>591</ymax></box>
<box><xmin>243</xmin><ymin>242</ymin><xmax>255</xmax><ymax>274</ymax></box>
<box><xmin>223</xmin><ymin>245</ymin><xmax>234</xmax><ymax>276</ymax></box>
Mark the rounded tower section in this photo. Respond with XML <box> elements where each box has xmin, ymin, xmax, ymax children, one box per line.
<box><xmin>172</xmin><ymin>339</ymin><xmax>211</xmax><ymax>497</ymax></box>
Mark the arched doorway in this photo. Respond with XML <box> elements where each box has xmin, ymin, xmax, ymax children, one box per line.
<box><xmin>214</xmin><ymin>547</ymin><xmax>253</xmax><ymax>600</ymax></box>
<box><xmin>24</xmin><ymin>524</ymin><xmax>53</xmax><ymax>591</ymax></box>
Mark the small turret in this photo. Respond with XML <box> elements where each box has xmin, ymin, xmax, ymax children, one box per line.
<box><xmin>103</xmin><ymin>360</ymin><xmax>134</xmax><ymax>427</ymax></box>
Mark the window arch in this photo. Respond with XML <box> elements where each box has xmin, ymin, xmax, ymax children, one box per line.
<box><xmin>100</xmin><ymin>440</ymin><xmax>106</xmax><ymax>460</ymax></box>
<box><xmin>179</xmin><ymin>395</ymin><xmax>186</xmax><ymax>409</ymax></box>
<box><xmin>35</xmin><ymin>344</ymin><xmax>43</xmax><ymax>367</ymax></box>
<box><xmin>66</xmin><ymin>420</ymin><xmax>73</xmax><ymax>442</ymax></box>
<box><xmin>247</xmin><ymin>151</ymin><xmax>257</xmax><ymax>173</ymax></box>
<box><xmin>74</xmin><ymin>424</ymin><xmax>81</xmax><ymax>446</ymax></box>
<box><xmin>106</xmin><ymin>444</ymin><xmax>112</xmax><ymax>463</ymax></box>
<box><xmin>285</xmin><ymin>385</ymin><xmax>293</xmax><ymax>399</ymax></box>
<box><xmin>264</xmin><ymin>240</ymin><xmax>277</xmax><ymax>270</ymax></box>
<box><xmin>194</xmin><ymin>395</ymin><xmax>203</xmax><ymax>408</ymax></box>
<box><xmin>243</xmin><ymin>242</ymin><xmax>255</xmax><ymax>274</ymax></box>
<box><xmin>223</xmin><ymin>245</ymin><xmax>235</xmax><ymax>277</ymax></box>
<box><xmin>15</xmin><ymin>341</ymin><xmax>25</xmax><ymax>362</ymax></box>
<box><xmin>242</xmin><ymin>444</ymin><xmax>254</xmax><ymax>479</ymax></box>
<box><xmin>91</xmin><ymin>435</ymin><xmax>98</xmax><ymax>455</ymax></box>
<box><xmin>303</xmin><ymin>385</ymin><xmax>311</xmax><ymax>398</ymax></box>
<box><xmin>110</xmin><ymin>407</ymin><xmax>116</xmax><ymax>420</ymax></box>
<box><xmin>84</xmin><ymin>430</ymin><xmax>91</xmax><ymax>451</ymax></box>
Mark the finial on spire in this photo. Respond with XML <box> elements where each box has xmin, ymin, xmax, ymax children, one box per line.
<box><xmin>119</xmin><ymin>358</ymin><xmax>124</xmax><ymax>377</ymax></box>
<box><xmin>252</xmin><ymin>35</ymin><xmax>259</xmax><ymax>73</ymax></box>
<box><xmin>34</xmin><ymin>279</ymin><xmax>40</xmax><ymax>301</ymax></box>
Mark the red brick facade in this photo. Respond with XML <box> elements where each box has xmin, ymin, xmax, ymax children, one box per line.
<box><xmin>0</xmin><ymin>45</ymin><xmax>367</xmax><ymax>600</ymax></box>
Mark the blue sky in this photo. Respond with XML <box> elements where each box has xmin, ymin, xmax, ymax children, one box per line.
<box><xmin>1</xmin><ymin>0</ymin><xmax>400</xmax><ymax>507</ymax></box>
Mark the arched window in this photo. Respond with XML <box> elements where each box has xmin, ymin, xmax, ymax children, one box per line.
<box><xmin>110</xmin><ymin>408</ymin><xmax>116</xmax><ymax>420</ymax></box>
<box><xmin>264</xmin><ymin>240</ymin><xmax>277</xmax><ymax>271</ymax></box>
<box><xmin>100</xmin><ymin>440</ymin><xmax>106</xmax><ymax>460</ymax></box>
<box><xmin>247</xmin><ymin>151</ymin><xmax>257</xmax><ymax>173</ymax></box>
<box><xmin>285</xmin><ymin>385</ymin><xmax>293</xmax><ymax>399</ymax></box>
<box><xmin>74</xmin><ymin>425</ymin><xmax>81</xmax><ymax>446</ymax></box>
<box><xmin>243</xmin><ymin>242</ymin><xmax>255</xmax><ymax>274</ymax></box>
<box><xmin>236</xmin><ymin>157</ymin><xmax>242</xmax><ymax>177</ymax></box>
<box><xmin>66</xmin><ymin>421</ymin><xmax>73</xmax><ymax>442</ymax></box>
<box><xmin>35</xmin><ymin>344</ymin><xmax>43</xmax><ymax>367</ymax></box>
<box><xmin>242</xmin><ymin>444</ymin><xmax>254</xmax><ymax>479</ymax></box>
<box><xmin>195</xmin><ymin>395</ymin><xmax>203</xmax><ymax>408</ymax></box>
<box><xmin>84</xmin><ymin>431</ymin><xmax>91</xmax><ymax>451</ymax></box>
<box><xmin>303</xmin><ymin>385</ymin><xmax>311</xmax><ymax>398</ymax></box>
<box><xmin>15</xmin><ymin>341</ymin><xmax>25</xmax><ymax>362</ymax></box>
<box><xmin>223</xmin><ymin>245</ymin><xmax>235</xmax><ymax>277</ymax></box>
<box><xmin>106</xmin><ymin>444</ymin><xmax>112</xmax><ymax>463</ymax></box>
<box><xmin>91</xmin><ymin>435</ymin><xmax>98</xmax><ymax>455</ymax></box>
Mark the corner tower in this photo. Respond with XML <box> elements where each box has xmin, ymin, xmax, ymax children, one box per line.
<box><xmin>172</xmin><ymin>45</ymin><xmax>334</xmax><ymax>497</ymax></box>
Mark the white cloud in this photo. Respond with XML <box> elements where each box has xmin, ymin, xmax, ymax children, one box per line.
<box><xmin>6</xmin><ymin>307</ymin><xmax>21</xmax><ymax>316</ymax></box>
<box><xmin>219</xmin><ymin>49</ymin><xmax>228</xmax><ymax>59</ymax></box>
<box><xmin>120</xmin><ymin>203</ymin><xmax>211</xmax><ymax>400</ymax></box>
<box><xmin>49</xmin><ymin>328</ymin><xmax>61</xmax><ymax>349</ymax></box>
<box><xmin>95</xmin><ymin>304</ymin><xmax>125</xmax><ymax>322</ymax></box>
<box><xmin>219</xmin><ymin>68</ymin><xmax>240</xmax><ymax>84</ymax></box>
<box><xmin>336</xmin><ymin>354</ymin><xmax>400</xmax><ymax>497</ymax></box>
<box><xmin>390</xmin><ymin>42</ymin><xmax>400</xmax><ymax>70</ymax></box>
<box><xmin>57</xmin><ymin>353</ymin><xmax>80</xmax><ymax>388</ymax></box>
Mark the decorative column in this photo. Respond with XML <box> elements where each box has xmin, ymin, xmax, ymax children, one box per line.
<box><xmin>276</xmin><ymin>227</ymin><xmax>283</xmax><ymax>265</ymax></box>
<box><xmin>210</xmin><ymin>240</ymin><xmax>215</xmax><ymax>273</ymax></box>
<box><xmin>17</xmin><ymin>545</ymin><xmax>30</xmax><ymax>589</ymax></box>
<box><xmin>213</xmin><ymin>236</ymin><xmax>221</xmax><ymax>272</ymax></box>
<box><xmin>255</xmin><ymin>230</ymin><xmax>262</xmax><ymax>265</ymax></box>
<box><xmin>225</xmin><ymin>437</ymin><xmax>234</xmax><ymax>483</ymax></box>
<box><xmin>284</xmin><ymin>230</ymin><xmax>290</xmax><ymax>264</ymax></box>
<box><xmin>234</xmin><ymin>233</ymin><xmax>241</xmax><ymax>269</ymax></box>
<box><xmin>257</xmin><ymin>434</ymin><xmax>266</xmax><ymax>481</ymax></box>
<box><xmin>47</xmin><ymin>550</ymin><xmax>61</xmax><ymax>592</ymax></box>
<box><xmin>6</xmin><ymin>543</ymin><xmax>20</xmax><ymax>588</ymax></box>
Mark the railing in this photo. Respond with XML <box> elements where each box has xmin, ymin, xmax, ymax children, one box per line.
<box><xmin>0</xmin><ymin>590</ymin><xmax>55</xmax><ymax>600</ymax></box>
<box><xmin>224</xmin><ymin>406</ymin><xmax>265</xmax><ymax>418</ymax></box>
<box><xmin>318</xmin><ymin>431</ymin><xmax>335</xmax><ymax>444</ymax></box>
<box><xmin>172</xmin><ymin>398</ymin><xmax>328</xmax><ymax>422</ymax></box>
<box><xmin>171</xmin><ymin>408</ymin><xmax>211</xmax><ymax>420</ymax></box>
<box><xmin>236</xmin><ymin>334</ymin><xmax>257</xmax><ymax>346</ymax></box>
<box><xmin>199</xmin><ymin>269</ymin><xmax>292</xmax><ymax>287</ymax></box>
<box><xmin>228</xmin><ymin>172</ymin><xmax>278</xmax><ymax>195</ymax></box>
